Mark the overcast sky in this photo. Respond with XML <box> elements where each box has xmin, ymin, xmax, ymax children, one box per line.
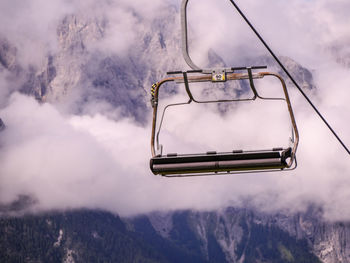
<box><xmin>0</xmin><ymin>0</ymin><xmax>349</xmax><ymax>221</ymax></box>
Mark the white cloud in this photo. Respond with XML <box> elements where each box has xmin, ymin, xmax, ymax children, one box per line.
<box><xmin>0</xmin><ymin>0</ymin><xmax>349</xmax><ymax>221</ymax></box>
<box><xmin>0</xmin><ymin>0</ymin><xmax>74</xmax><ymax>67</ymax></box>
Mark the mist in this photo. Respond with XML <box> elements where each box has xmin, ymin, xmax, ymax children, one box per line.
<box><xmin>0</xmin><ymin>0</ymin><xmax>349</xmax><ymax>221</ymax></box>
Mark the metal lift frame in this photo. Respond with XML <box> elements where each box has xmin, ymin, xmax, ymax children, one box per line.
<box><xmin>149</xmin><ymin>0</ymin><xmax>300</xmax><ymax>177</ymax></box>
<box><xmin>150</xmin><ymin>69</ymin><xmax>299</xmax><ymax>177</ymax></box>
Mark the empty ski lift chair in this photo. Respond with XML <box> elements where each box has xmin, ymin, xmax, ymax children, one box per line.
<box><xmin>150</xmin><ymin>68</ymin><xmax>299</xmax><ymax>177</ymax></box>
<box><xmin>149</xmin><ymin>0</ymin><xmax>299</xmax><ymax>177</ymax></box>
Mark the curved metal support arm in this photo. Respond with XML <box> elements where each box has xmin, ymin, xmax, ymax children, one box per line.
<box><xmin>261</xmin><ymin>72</ymin><xmax>299</xmax><ymax>167</ymax></box>
<box><xmin>181</xmin><ymin>0</ymin><xmax>201</xmax><ymax>70</ymax></box>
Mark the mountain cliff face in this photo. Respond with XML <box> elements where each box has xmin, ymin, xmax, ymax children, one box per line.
<box><xmin>148</xmin><ymin>208</ymin><xmax>350</xmax><ymax>263</ymax></box>
<box><xmin>0</xmin><ymin>4</ymin><xmax>314</xmax><ymax>120</ymax></box>
<box><xmin>0</xmin><ymin>5</ymin><xmax>184</xmax><ymax>121</ymax></box>
<box><xmin>2</xmin><ymin>208</ymin><xmax>350</xmax><ymax>263</ymax></box>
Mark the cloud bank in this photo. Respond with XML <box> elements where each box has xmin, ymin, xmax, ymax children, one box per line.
<box><xmin>0</xmin><ymin>0</ymin><xmax>349</xmax><ymax>221</ymax></box>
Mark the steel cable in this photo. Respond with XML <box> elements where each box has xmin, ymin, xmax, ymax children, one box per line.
<box><xmin>228</xmin><ymin>0</ymin><xmax>350</xmax><ymax>155</ymax></box>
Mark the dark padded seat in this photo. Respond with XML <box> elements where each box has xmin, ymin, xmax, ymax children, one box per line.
<box><xmin>150</xmin><ymin>148</ymin><xmax>292</xmax><ymax>176</ymax></box>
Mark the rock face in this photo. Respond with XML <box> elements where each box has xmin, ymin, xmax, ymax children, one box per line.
<box><xmin>0</xmin><ymin>2</ymin><xmax>317</xmax><ymax>122</ymax></box>
<box><xmin>0</xmin><ymin>5</ymin><xmax>185</xmax><ymax>121</ymax></box>
<box><xmin>147</xmin><ymin>208</ymin><xmax>350</xmax><ymax>263</ymax></box>
<box><xmin>2</xmin><ymin>208</ymin><xmax>350</xmax><ymax>263</ymax></box>
<box><xmin>0</xmin><ymin>118</ymin><xmax>5</xmax><ymax>131</ymax></box>
<box><xmin>248</xmin><ymin>55</ymin><xmax>316</xmax><ymax>90</ymax></box>
<box><xmin>0</xmin><ymin>37</ymin><xmax>17</xmax><ymax>71</ymax></box>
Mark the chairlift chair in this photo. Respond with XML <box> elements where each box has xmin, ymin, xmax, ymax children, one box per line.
<box><xmin>149</xmin><ymin>0</ymin><xmax>299</xmax><ymax>177</ymax></box>
<box><xmin>150</xmin><ymin>67</ymin><xmax>299</xmax><ymax>177</ymax></box>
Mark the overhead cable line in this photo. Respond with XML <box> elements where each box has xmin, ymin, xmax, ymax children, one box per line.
<box><xmin>228</xmin><ymin>0</ymin><xmax>350</xmax><ymax>155</ymax></box>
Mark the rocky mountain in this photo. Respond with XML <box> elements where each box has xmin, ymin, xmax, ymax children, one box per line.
<box><xmin>0</xmin><ymin>3</ymin><xmax>314</xmax><ymax>120</ymax></box>
<box><xmin>247</xmin><ymin>55</ymin><xmax>316</xmax><ymax>90</ymax></box>
<box><xmin>147</xmin><ymin>208</ymin><xmax>350</xmax><ymax>263</ymax></box>
<box><xmin>2</xmin><ymin>208</ymin><xmax>350</xmax><ymax>263</ymax></box>
<box><xmin>0</xmin><ymin>6</ymin><xmax>183</xmax><ymax>121</ymax></box>
<box><xmin>1</xmin><ymin>198</ymin><xmax>349</xmax><ymax>262</ymax></box>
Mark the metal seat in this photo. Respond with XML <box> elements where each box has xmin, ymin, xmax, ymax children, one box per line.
<box><xmin>151</xmin><ymin>148</ymin><xmax>292</xmax><ymax>176</ymax></box>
